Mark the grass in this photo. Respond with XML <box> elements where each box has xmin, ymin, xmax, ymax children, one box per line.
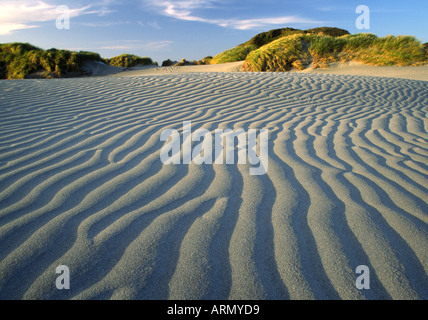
<box><xmin>241</xmin><ymin>35</ymin><xmax>310</xmax><ymax>72</ymax></box>
<box><xmin>343</xmin><ymin>34</ymin><xmax>426</xmax><ymax>66</ymax></box>
<box><xmin>210</xmin><ymin>27</ymin><xmax>349</xmax><ymax>64</ymax></box>
<box><xmin>0</xmin><ymin>43</ymin><xmax>155</xmax><ymax>79</ymax></box>
<box><xmin>0</xmin><ymin>43</ymin><xmax>103</xmax><ymax>79</ymax></box>
<box><xmin>210</xmin><ymin>44</ymin><xmax>258</xmax><ymax>64</ymax></box>
<box><xmin>106</xmin><ymin>54</ymin><xmax>153</xmax><ymax>68</ymax></box>
<box><xmin>241</xmin><ymin>33</ymin><xmax>427</xmax><ymax>72</ymax></box>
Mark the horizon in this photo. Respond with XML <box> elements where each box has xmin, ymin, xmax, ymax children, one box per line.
<box><xmin>1</xmin><ymin>0</ymin><xmax>427</xmax><ymax>64</ymax></box>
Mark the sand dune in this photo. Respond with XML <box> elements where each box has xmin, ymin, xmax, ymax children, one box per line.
<box><xmin>0</xmin><ymin>70</ymin><xmax>427</xmax><ymax>300</ymax></box>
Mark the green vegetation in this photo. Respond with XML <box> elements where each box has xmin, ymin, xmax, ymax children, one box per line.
<box><xmin>173</xmin><ymin>58</ymin><xmax>196</xmax><ymax>66</ymax></box>
<box><xmin>2</xmin><ymin>31</ymin><xmax>426</xmax><ymax>78</ymax></box>
<box><xmin>305</xmin><ymin>27</ymin><xmax>350</xmax><ymax>38</ymax></box>
<box><xmin>197</xmin><ymin>56</ymin><xmax>213</xmax><ymax>65</ymax></box>
<box><xmin>240</xmin><ymin>34</ymin><xmax>310</xmax><ymax>72</ymax></box>
<box><xmin>161</xmin><ymin>57</ymin><xmax>210</xmax><ymax>66</ymax></box>
<box><xmin>241</xmin><ymin>33</ymin><xmax>427</xmax><ymax>72</ymax></box>
<box><xmin>210</xmin><ymin>27</ymin><xmax>349</xmax><ymax>64</ymax></box>
<box><xmin>106</xmin><ymin>54</ymin><xmax>153</xmax><ymax>68</ymax></box>
<box><xmin>0</xmin><ymin>43</ymin><xmax>155</xmax><ymax>79</ymax></box>
<box><xmin>424</xmin><ymin>43</ymin><xmax>428</xmax><ymax>61</ymax></box>
<box><xmin>0</xmin><ymin>42</ymin><xmax>103</xmax><ymax>79</ymax></box>
<box><xmin>210</xmin><ymin>44</ymin><xmax>259</xmax><ymax>64</ymax></box>
<box><xmin>162</xmin><ymin>59</ymin><xmax>174</xmax><ymax>66</ymax></box>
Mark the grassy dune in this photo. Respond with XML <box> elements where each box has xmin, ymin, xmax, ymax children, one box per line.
<box><xmin>106</xmin><ymin>54</ymin><xmax>154</xmax><ymax>68</ymax></box>
<box><xmin>241</xmin><ymin>33</ymin><xmax>427</xmax><ymax>72</ymax></box>
<box><xmin>0</xmin><ymin>43</ymin><xmax>103</xmax><ymax>79</ymax></box>
<box><xmin>0</xmin><ymin>43</ymin><xmax>156</xmax><ymax>79</ymax></box>
<box><xmin>210</xmin><ymin>27</ymin><xmax>349</xmax><ymax>64</ymax></box>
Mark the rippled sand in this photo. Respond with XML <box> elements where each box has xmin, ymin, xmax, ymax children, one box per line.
<box><xmin>0</xmin><ymin>71</ymin><xmax>427</xmax><ymax>299</ymax></box>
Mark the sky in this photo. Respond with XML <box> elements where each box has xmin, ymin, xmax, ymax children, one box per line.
<box><xmin>1</xmin><ymin>0</ymin><xmax>427</xmax><ymax>64</ymax></box>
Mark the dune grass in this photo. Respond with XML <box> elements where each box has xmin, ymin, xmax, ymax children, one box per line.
<box><xmin>0</xmin><ymin>43</ymin><xmax>156</xmax><ymax>79</ymax></box>
<box><xmin>241</xmin><ymin>33</ymin><xmax>427</xmax><ymax>72</ymax></box>
<box><xmin>343</xmin><ymin>34</ymin><xmax>426</xmax><ymax>66</ymax></box>
<box><xmin>0</xmin><ymin>43</ymin><xmax>103</xmax><ymax>79</ymax></box>
<box><xmin>240</xmin><ymin>35</ymin><xmax>310</xmax><ymax>72</ymax></box>
<box><xmin>210</xmin><ymin>44</ymin><xmax>258</xmax><ymax>64</ymax></box>
<box><xmin>210</xmin><ymin>27</ymin><xmax>349</xmax><ymax>65</ymax></box>
<box><xmin>106</xmin><ymin>54</ymin><xmax>153</xmax><ymax>68</ymax></box>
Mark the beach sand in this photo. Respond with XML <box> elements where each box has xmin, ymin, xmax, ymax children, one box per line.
<box><xmin>0</xmin><ymin>63</ymin><xmax>427</xmax><ymax>300</ymax></box>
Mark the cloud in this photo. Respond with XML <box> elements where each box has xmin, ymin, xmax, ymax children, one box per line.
<box><xmin>146</xmin><ymin>40</ymin><xmax>174</xmax><ymax>50</ymax></box>
<box><xmin>99</xmin><ymin>45</ymin><xmax>134</xmax><ymax>50</ymax></box>
<box><xmin>0</xmin><ymin>23</ymin><xmax>38</xmax><ymax>35</ymax></box>
<box><xmin>141</xmin><ymin>0</ymin><xmax>321</xmax><ymax>29</ymax></box>
<box><xmin>138</xmin><ymin>20</ymin><xmax>162</xmax><ymax>29</ymax></box>
<box><xmin>80</xmin><ymin>21</ymin><xmax>131</xmax><ymax>27</ymax></box>
<box><xmin>0</xmin><ymin>1</ymin><xmax>90</xmax><ymax>35</ymax></box>
<box><xmin>84</xmin><ymin>7</ymin><xmax>117</xmax><ymax>17</ymax></box>
<box><xmin>98</xmin><ymin>40</ymin><xmax>174</xmax><ymax>51</ymax></box>
<box><xmin>214</xmin><ymin>16</ymin><xmax>319</xmax><ymax>30</ymax></box>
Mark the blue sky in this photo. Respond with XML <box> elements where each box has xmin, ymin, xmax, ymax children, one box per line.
<box><xmin>1</xmin><ymin>0</ymin><xmax>427</xmax><ymax>63</ymax></box>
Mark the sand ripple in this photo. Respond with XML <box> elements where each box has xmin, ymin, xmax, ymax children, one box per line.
<box><xmin>0</xmin><ymin>73</ymin><xmax>427</xmax><ymax>299</ymax></box>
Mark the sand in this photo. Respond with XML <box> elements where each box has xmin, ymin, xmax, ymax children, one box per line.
<box><xmin>0</xmin><ymin>63</ymin><xmax>427</xmax><ymax>300</ymax></box>
<box><xmin>300</xmin><ymin>61</ymin><xmax>428</xmax><ymax>82</ymax></box>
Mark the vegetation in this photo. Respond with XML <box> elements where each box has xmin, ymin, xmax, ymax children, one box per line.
<box><xmin>424</xmin><ymin>43</ymin><xmax>428</xmax><ymax>61</ymax></box>
<box><xmin>210</xmin><ymin>27</ymin><xmax>349</xmax><ymax>64</ymax></box>
<box><xmin>173</xmin><ymin>58</ymin><xmax>197</xmax><ymax>66</ymax></box>
<box><xmin>240</xmin><ymin>34</ymin><xmax>310</xmax><ymax>72</ymax></box>
<box><xmin>2</xmin><ymin>31</ymin><xmax>426</xmax><ymax>78</ymax></box>
<box><xmin>162</xmin><ymin>59</ymin><xmax>175</xmax><ymax>66</ymax></box>
<box><xmin>210</xmin><ymin>44</ymin><xmax>258</xmax><ymax>64</ymax></box>
<box><xmin>106</xmin><ymin>54</ymin><xmax>153</xmax><ymax>68</ymax></box>
<box><xmin>197</xmin><ymin>56</ymin><xmax>213</xmax><ymax>65</ymax></box>
<box><xmin>0</xmin><ymin>42</ymin><xmax>103</xmax><ymax>79</ymax></box>
<box><xmin>0</xmin><ymin>43</ymin><xmax>155</xmax><ymax>79</ymax></box>
<box><xmin>241</xmin><ymin>33</ymin><xmax>427</xmax><ymax>72</ymax></box>
<box><xmin>161</xmin><ymin>57</ymin><xmax>210</xmax><ymax>66</ymax></box>
<box><xmin>305</xmin><ymin>27</ymin><xmax>350</xmax><ymax>38</ymax></box>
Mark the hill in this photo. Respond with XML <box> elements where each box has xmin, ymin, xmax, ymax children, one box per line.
<box><xmin>210</xmin><ymin>27</ymin><xmax>349</xmax><ymax>64</ymax></box>
<box><xmin>0</xmin><ymin>43</ymin><xmax>105</xmax><ymax>79</ymax></box>
<box><xmin>210</xmin><ymin>27</ymin><xmax>427</xmax><ymax>72</ymax></box>
<box><xmin>241</xmin><ymin>33</ymin><xmax>427</xmax><ymax>72</ymax></box>
<box><xmin>0</xmin><ymin>43</ymin><xmax>156</xmax><ymax>79</ymax></box>
<box><xmin>106</xmin><ymin>54</ymin><xmax>154</xmax><ymax>68</ymax></box>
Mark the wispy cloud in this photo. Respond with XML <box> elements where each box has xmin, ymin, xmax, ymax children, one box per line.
<box><xmin>141</xmin><ymin>0</ymin><xmax>321</xmax><ymax>30</ymax></box>
<box><xmin>80</xmin><ymin>21</ymin><xmax>131</xmax><ymax>27</ymax></box>
<box><xmin>84</xmin><ymin>7</ymin><xmax>117</xmax><ymax>17</ymax></box>
<box><xmin>215</xmin><ymin>16</ymin><xmax>319</xmax><ymax>30</ymax></box>
<box><xmin>0</xmin><ymin>1</ymin><xmax>119</xmax><ymax>35</ymax></box>
<box><xmin>98</xmin><ymin>39</ymin><xmax>174</xmax><ymax>51</ymax></box>
<box><xmin>0</xmin><ymin>1</ymin><xmax>91</xmax><ymax>35</ymax></box>
<box><xmin>137</xmin><ymin>20</ymin><xmax>162</xmax><ymax>29</ymax></box>
<box><xmin>146</xmin><ymin>40</ymin><xmax>174</xmax><ymax>50</ymax></box>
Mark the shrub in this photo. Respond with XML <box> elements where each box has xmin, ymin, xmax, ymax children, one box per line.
<box><xmin>0</xmin><ymin>42</ymin><xmax>104</xmax><ymax>79</ymax></box>
<box><xmin>423</xmin><ymin>43</ymin><xmax>428</xmax><ymax>61</ymax></box>
<box><xmin>197</xmin><ymin>56</ymin><xmax>212</xmax><ymax>65</ymax></box>
<box><xmin>107</xmin><ymin>54</ymin><xmax>153</xmax><ymax>68</ymax></box>
<box><xmin>162</xmin><ymin>59</ymin><xmax>174</xmax><ymax>66</ymax></box>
